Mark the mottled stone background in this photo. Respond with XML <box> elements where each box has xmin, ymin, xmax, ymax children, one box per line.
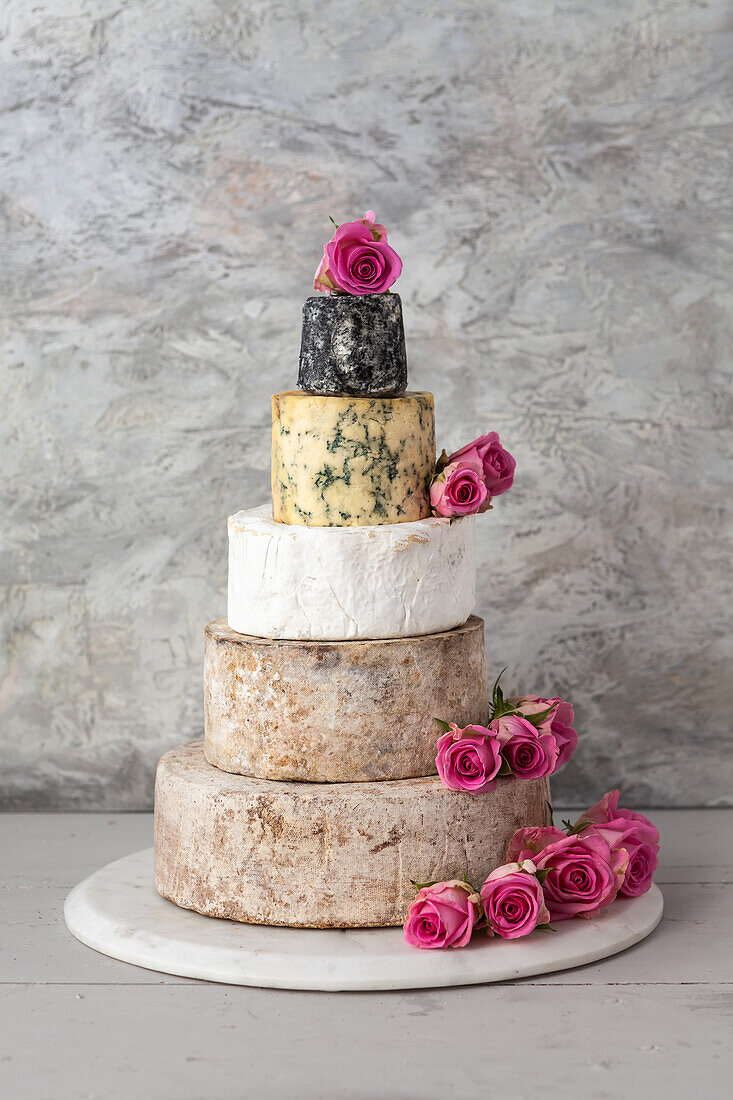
<box><xmin>1</xmin><ymin>1</ymin><xmax>731</xmax><ymax>809</ymax></box>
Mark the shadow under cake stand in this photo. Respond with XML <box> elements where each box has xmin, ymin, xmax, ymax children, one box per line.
<box><xmin>65</xmin><ymin>849</ymin><xmax>663</xmax><ymax>991</ymax></box>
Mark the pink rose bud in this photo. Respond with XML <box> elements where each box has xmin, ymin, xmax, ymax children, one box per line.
<box><xmin>448</xmin><ymin>432</ymin><xmax>516</xmax><ymax>497</ymax></box>
<box><xmin>313</xmin><ymin>210</ymin><xmax>402</xmax><ymax>295</ymax></box>
<box><xmin>404</xmin><ymin>879</ymin><xmax>481</xmax><ymax>949</ymax></box>
<box><xmin>490</xmin><ymin>714</ymin><xmax>559</xmax><ymax>779</ymax></box>
<box><xmin>528</xmin><ymin>832</ymin><xmax>628</xmax><ymax>921</ymax></box>
<box><xmin>511</xmin><ymin>695</ymin><xmax>578</xmax><ymax>769</ymax></box>
<box><xmin>435</xmin><ymin>724</ymin><xmax>502</xmax><ymax>793</ymax></box>
<box><xmin>430</xmin><ymin>461</ymin><xmax>489</xmax><ymax>517</ymax></box>
<box><xmin>480</xmin><ymin>861</ymin><xmax>550</xmax><ymax>939</ymax></box>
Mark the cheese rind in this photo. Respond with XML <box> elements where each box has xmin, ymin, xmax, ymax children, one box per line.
<box><xmin>204</xmin><ymin>616</ymin><xmax>489</xmax><ymax>781</ymax></box>
<box><xmin>297</xmin><ymin>293</ymin><xmax>407</xmax><ymax>396</ymax></box>
<box><xmin>271</xmin><ymin>391</ymin><xmax>435</xmax><ymax>526</ymax></box>
<box><xmin>227</xmin><ymin>505</ymin><xmax>475</xmax><ymax>641</ymax></box>
<box><xmin>154</xmin><ymin>741</ymin><xmax>552</xmax><ymax>928</ymax></box>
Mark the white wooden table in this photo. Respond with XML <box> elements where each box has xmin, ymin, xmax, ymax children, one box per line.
<box><xmin>1</xmin><ymin>811</ymin><xmax>731</xmax><ymax>1099</ymax></box>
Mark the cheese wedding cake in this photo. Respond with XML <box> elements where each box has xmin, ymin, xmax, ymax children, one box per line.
<box><xmin>153</xmin><ymin>212</ymin><xmax>568</xmax><ymax>928</ymax></box>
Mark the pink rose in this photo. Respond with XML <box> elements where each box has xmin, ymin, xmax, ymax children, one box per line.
<box><xmin>430</xmin><ymin>461</ymin><xmax>489</xmax><ymax>517</ymax></box>
<box><xmin>490</xmin><ymin>714</ymin><xmax>559</xmax><ymax>779</ymax></box>
<box><xmin>511</xmin><ymin>695</ymin><xmax>579</xmax><ymax>769</ymax></box>
<box><xmin>575</xmin><ymin>792</ymin><xmax>659</xmax><ymax>899</ymax></box>
<box><xmin>521</xmin><ymin>833</ymin><xmax>628</xmax><ymax>921</ymax></box>
<box><xmin>579</xmin><ymin>823</ymin><xmax>659</xmax><ymax>899</ymax></box>
<box><xmin>404</xmin><ymin>879</ymin><xmax>481</xmax><ymax>949</ymax></box>
<box><xmin>435</xmin><ymin>723</ymin><xmax>502</xmax><ymax>793</ymax></box>
<box><xmin>448</xmin><ymin>432</ymin><xmax>516</xmax><ymax>497</ymax></box>
<box><xmin>480</xmin><ymin>860</ymin><xmax>550</xmax><ymax>939</ymax></box>
<box><xmin>313</xmin><ymin>210</ymin><xmax>402</xmax><ymax>295</ymax></box>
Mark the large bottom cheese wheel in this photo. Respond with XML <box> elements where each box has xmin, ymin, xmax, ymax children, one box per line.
<box><xmin>204</xmin><ymin>616</ymin><xmax>489</xmax><ymax>782</ymax></box>
<box><xmin>154</xmin><ymin>742</ymin><xmax>552</xmax><ymax>928</ymax></box>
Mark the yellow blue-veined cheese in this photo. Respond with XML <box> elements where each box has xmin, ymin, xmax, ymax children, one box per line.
<box><xmin>271</xmin><ymin>391</ymin><xmax>436</xmax><ymax>527</ymax></box>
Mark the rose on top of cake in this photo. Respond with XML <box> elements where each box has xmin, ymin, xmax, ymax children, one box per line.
<box><xmin>314</xmin><ymin>210</ymin><xmax>402</xmax><ymax>295</ymax></box>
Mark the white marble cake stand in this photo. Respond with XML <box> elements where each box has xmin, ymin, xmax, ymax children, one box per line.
<box><xmin>65</xmin><ymin>848</ymin><xmax>663</xmax><ymax>991</ymax></box>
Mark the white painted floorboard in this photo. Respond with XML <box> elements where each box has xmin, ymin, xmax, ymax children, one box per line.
<box><xmin>1</xmin><ymin>811</ymin><xmax>731</xmax><ymax>1099</ymax></box>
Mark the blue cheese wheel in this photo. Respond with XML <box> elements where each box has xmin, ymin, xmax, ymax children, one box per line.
<box><xmin>297</xmin><ymin>293</ymin><xmax>407</xmax><ymax>396</ymax></box>
<box><xmin>271</xmin><ymin>391</ymin><xmax>435</xmax><ymax>526</ymax></box>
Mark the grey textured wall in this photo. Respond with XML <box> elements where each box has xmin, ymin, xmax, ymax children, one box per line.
<box><xmin>1</xmin><ymin>0</ymin><xmax>731</xmax><ymax>809</ymax></box>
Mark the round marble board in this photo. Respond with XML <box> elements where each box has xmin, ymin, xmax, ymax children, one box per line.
<box><xmin>65</xmin><ymin>848</ymin><xmax>663</xmax><ymax>992</ymax></box>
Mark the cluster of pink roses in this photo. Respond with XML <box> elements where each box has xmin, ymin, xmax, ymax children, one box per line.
<box><xmin>314</xmin><ymin>211</ymin><xmax>402</xmax><ymax>296</ymax></box>
<box><xmin>435</xmin><ymin>676</ymin><xmax>578</xmax><ymax>792</ymax></box>
<box><xmin>404</xmin><ymin>790</ymin><xmax>660</xmax><ymax>949</ymax></box>
<box><xmin>430</xmin><ymin>433</ymin><xmax>516</xmax><ymax>518</ymax></box>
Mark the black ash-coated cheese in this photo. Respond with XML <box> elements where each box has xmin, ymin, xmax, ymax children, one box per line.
<box><xmin>297</xmin><ymin>293</ymin><xmax>408</xmax><ymax>396</ymax></box>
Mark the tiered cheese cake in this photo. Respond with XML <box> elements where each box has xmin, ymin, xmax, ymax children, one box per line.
<box><xmin>154</xmin><ymin>287</ymin><xmax>552</xmax><ymax>928</ymax></box>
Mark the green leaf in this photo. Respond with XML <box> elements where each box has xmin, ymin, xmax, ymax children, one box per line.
<box><xmin>434</xmin><ymin>718</ymin><xmax>452</xmax><ymax>733</ymax></box>
<box><xmin>536</xmin><ymin>923</ymin><xmax>557</xmax><ymax>933</ymax></box>
<box><xmin>523</xmin><ymin>703</ymin><xmax>558</xmax><ymax>728</ymax></box>
<box><xmin>498</xmin><ymin>758</ymin><xmax>513</xmax><ymax>777</ymax></box>
<box><xmin>433</xmin><ymin>449</ymin><xmax>450</xmax><ymax>478</ymax></box>
<box><xmin>562</xmin><ymin>818</ymin><xmax>591</xmax><ymax>836</ymax></box>
<box><xmin>534</xmin><ymin>868</ymin><xmax>551</xmax><ymax>885</ymax></box>
<box><xmin>410</xmin><ymin>877</ymin><xmax>477</xmax><ymax>894</ymax></box>
<box><xmin>491</xmin><ymin>667</ymin><xmax>507</xmax><ymax>702</ymax></box>
<box><xmin>328</xmin><ymin>215</ymin><xmax>339</xmax><ymax>229</ymax></box>
<box><xmin>492</xmin><ymin>702</ymin><xmax>520</xmax><ymax>721</ymax></box>
<box><xmin>410</xmin><ymin>879</ymin><xmax>439</xmax><ymax>891</ymax></box>
<box><xmin>488</xmin><ymin>667</ymin><xmax>509</xmax><ymax>720</ymax></box>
